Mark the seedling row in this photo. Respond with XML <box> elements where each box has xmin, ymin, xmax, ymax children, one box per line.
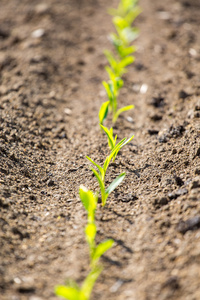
<box><xmin>55</xmin><ymin>1</ymin><xmax>140</xmax><ymax>299</ymax></box>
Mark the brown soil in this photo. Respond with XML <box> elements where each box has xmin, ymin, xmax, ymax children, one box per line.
<box><xmin>1</xmin><ymin>0</ymin><xmax>200</xmax><ymax>299</ymax></box>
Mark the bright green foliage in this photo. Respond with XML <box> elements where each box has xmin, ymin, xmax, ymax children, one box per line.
<box><xmin>99</xmin><ymin>101</ymin><xmax>109</xmax><ymax>126</ymax></box>
<box><xmin>101</xmin><ymin>53</ymin><xmax>134</xmax><ymax>123</ymax></box>
<box><xmin>55</xmin><ymin>186</ymin><xmax>114</xmax><ymax>300</ymax></box>
<box><xmin>86</xmin><ymin>135</ymin><xmax>134</xmax><ymax>206</ymax></box>
<box><xmin>113</xmin><ymin>104</ymin><xmax>134</xmax><ymax>123</ymax></box>
<box><xmin>55</xmin><ymin>266</ymin><xmax>102</xmax><ymax>300</ymax></box>
<box><xmin>108</xmin><ymin>0</ymin><xmax>141</xmax><ymax>18</ymax></box>
<box><xmin>99</xmin><ymin>0</ymin><xmax>140</xmax><ymax>124</ymax></box>
<box><xmin>104</xmin><ymin>50</ymin><xmax>134</xmax><ymax>77</ymax></box>
<box><xmin>79</xmin><ymin>186</ymin><xmax>114</xmax><ymax>266</ymax></box>
<box><xmin>100</xmin><ymin>125</ymin><xmax>117</xmax><ymax>150</ymax></box>
<box><xmin>79</xmin><ymin>186</ymin><xmax>97</xmax><ymax>223</ymax></box>
<box><xmin>100</xmin><ymin>124</ymin><xmax>134</xmax><ymax>160</ymax></box>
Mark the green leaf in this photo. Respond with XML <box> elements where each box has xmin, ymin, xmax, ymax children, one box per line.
<box><xmin>90</xmin><ymin>168</ymin><xmax>105</xmax><ymax>198</ymax></box>
<box><xmin>119</xmin><ymin>45</ymin><xmax>136</xmax><ymax>57</ymax></box>
<box><xmin>119</xmin><ymin>56</ymin><xmax>135</xmax><ymax>69</ymax></box>
<box><xmin>104</xmin><ymin>50</ymin><xmax>118</xmax><ymax>72</ymax></box>
<box><xmin>100</xmin><ymin>125</ymin><xmax>115</xmax><ymax>149</ymax></box>
<box><xmin>81</xmin><ymin>266</ymin><xmax>102</xmax><ymax>300</ymax></box>
<box><xmin>121</xmin><ymin>27</ymin><xmax>139</xmax><ymax>44</ymax></box>
<box><xmin>79</xmin><ymin>186</ymin><xmax>97</xmax><ymax>215</ymax></box>
<box><xmin>99</xmin><ymin>101</ymin><xmax>109</xmax><ymax>125</ymax></box>
<box><xmin>125</xmin><ymin>6</ymin><xmax>142</xmax><ymax>25</ymax></box>
<box><xmin>103</xmin><ymin>138</ymin><xmax>126</xmax><ymax>172</ymax></box>
<box><xmin>106</xmin><ymin>173</ymin><xmax>126</xmax><ymax>195</ymax></box>
<box><xmin>113</xmin><ymin>16</ymin><xmax>129</xmax><ymax>30</ymax></box>
<box><xmin>102</xmin><ymin>81</ymin><xmax>114</xmax><ymax>102</ymax></box>
<box><xmin>113</xmin><ymin>104</ymin><xmax>134</xmax><ymax>123</ymax></box>
<box><xmin>86</xmin><ymin>156</ymin><xmax>104</xmax><ymax>179</ymax></box>
<box><xmin>55</xmin><ymin>285</ymin><xmax>80</xmax><ymax>300</ymax></box>
<box><xmin>92</xmin><ymin>239</ymin><xmax>114</xmax><ymax>264</ymax></box>
<box><xmin>121</xmin><ymin>134</ymin><xmax>134</xmax><ymax>148</ymax></box>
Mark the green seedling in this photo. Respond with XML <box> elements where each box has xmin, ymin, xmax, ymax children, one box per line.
<box><xmin>79</xmin><ymin>186</ymin><xmax>114</xmax><ymax>267</ymax></box>
<box><xmin>55</xmin><ymin>266</ymin><xmax>102</xmax><ymax>300</ymax></box>
<box><xmin>100</xmin><ymin>58</ymin><xmax>134</xmax><ymax>123</ymax></box>
<box><xmin>99</xmin><ymin>0</ymin><xmax>140</xmax><ymax>124</ymax></box>
<box><xmin>108</xmin><ymin>0</ymin><xmax>140</xmax><ymax>18</ymax></box>
<box><xmin>86</xmin><ymin>135</ymin><xmax>134</xmax><ymax>206</ymax></box>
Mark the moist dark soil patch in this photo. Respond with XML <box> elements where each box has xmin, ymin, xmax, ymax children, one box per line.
<box><xmin>0</xmin><ymin>0</ymin><xmax>200</xmax><ymax>299</ymax></box>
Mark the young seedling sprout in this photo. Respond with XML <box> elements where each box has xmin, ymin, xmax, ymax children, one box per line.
<box><xmin>55</xmin><ymin>266</ymin><xmax>102</xmax><ymax>300</ymax></box>
<box><xmin>55</xmin><ymin>186</ymin><xmax>114</xmax><ymax>300</ymax></box>
<box><xmin>55</xmin><ymin>1</ymin><xmax>140</xmax><ymax>299</ymax></box>
<box><xmin>79</xmin><ymin>186</ymin><xmax>114</xmax><ymax>267</ymax></box>
<box><xmin>86</xmin><ymin>134</ymin><xmax>134</xmax><ymax>206</ymax></box>
<box><xmin>99</xmin><ymin>0</ymin><xmax>140</xmax><ymax>124</ymax></box>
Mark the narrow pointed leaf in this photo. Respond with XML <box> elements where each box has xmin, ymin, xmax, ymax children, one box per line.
<box><xmin>113</xmin><ymin>105</ymin><xmax>134</xmax><ymax>123</ymax></box>
<box><xmin>102</xmin><ymin>81</ymin><xmax>112</xmax><ymax>102</ymax></box>
<box><xmin>113</xmin><ymin>16</ymin><xmax>129</xmax><ymax>30</ymax></box>
<box><xmin>79</xmin><ymin>186</ymin><xmax>97</xmax><ymax>213</ymax></box>
<box><xmin>103</xmin><ymin>138</ymin><xmax>126</xmax><ymax>172</ymax></box>
<box><xmin>100</xmin><ymin>124</ymin><xmax>115</xmax><ymax>149</ymax></box>
<box><xmin>86</xmin><ymin>156</ymin><xmax>104</xmax><ymax>178</ymax></box>
<box><xmin>106</xmin><ymin>173</ymin><xmax>126</xmax><ymax>195</ymax></box>
<box><xmin>121</xmin><ymin>134</ymin><xmax>134</xmax><ymax>148</ymax></box>
<box><xmin>90</xmin><ymin>168</ymin><xmax>105</xmax><ymax>198</ymax></box>
<box><xmin>92</xmin><ymin>239</ymin><xmax>114</xmax><ymax>263</ymax></box>
<box><xmin>119</xmin><ymin>56</ymin><xmax>134</xmax><ymax>69</ymax></box>
<box><xmin>55</xmin><ymin>285</ymin><xmax>80</xmax><ymax>300</ymax></box>
<box><xmin>99</xmin><ymin>101</ymin><xmax>109</xmax><ymax>125</ymax></box>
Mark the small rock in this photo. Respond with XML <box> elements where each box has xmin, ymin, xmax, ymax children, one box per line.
<box><xmin>154</xmin><ymin>197</ymin><xmax>168</xmax><ymax>208</ymax></box>
<box><xmin>47</xmin><ymin>179</ymin><xmax>55</xmax><ymax>187</ymax></box>
<box><xmin>194</xmin><ymin>147</ymin><xmax>200</xmax><ymax>158</ymax></box>
<box><xmin>174</xmin><ymin>175</ymin><xmax>184</xmax><ymax>186</ymax></box>
<box><xmin>35</xmin><ymin>3</ymin><xmax>50</xmax><ymax>15</ymax></box>
<box><xmin>168</xmin><ymin>188</ymin><xmax>188</xmax><ymax>200</ymax></box>
<box><xmin>195</xmin><ymin>99</ymin><xmax>200</xmax><ymax>111</ymax></box>
<box><xmin>18</xmin><ymin>285</ymin><xmax>35</xmax><ymax>294</ymax></box>
<box><xmin>150</xmin><ymin>114</ymin><xmax>162</xmax><ymax>121</ymax></box>
<box><xmin>191</xmin><ymin>177</ymin><xmax>200</xmax><ymax>189</ymax></box>
<box><xmin>172</xmin><ymin>148</ymin><xmax>177</xmax><ymax>154</ymax></box>
<box><xmin>150</xmin><ymin>96</ymin><xmax>165</xmax><ymax>108</ymax></box>
<box><xmin>162</xmin><ymin>276</ymin><xmax>180</xmax><ymax>290</ymax></box>
<box><xmin>177</xmin><ymin>216</ymin><xmax>200</xmax><ymax>234</ymax></box>
<box><xmin>195</xmin><ymin>168</ymin><xmax>200</xmax><ymax>175</ymax></box>
<box><xmin>64</xmin><ymin>108</ymin><xmax>72</xmax><ymax>115</ymax></box>
<box><xmin>148</xmin><ymin>129</ymin><xmax>159</xmax><ymax>135</ymax></box>
<box><xmin>179</xmin><ymin>90</ymin><xmax>190</xmax><ymax>99</ymax></box>
<box><xmin>126</xmin><ymin>116</ymin><xmax>134</xmax><ymax>123</ymax></box>
<box><xmin>158</xmin><ymin>134</ymin><xmax>168</xmax><ymax>143</ymax></box>
<box><xmin>140</xmin><ymin>83</ymin><xmax>148</xmax><ymax>94</ymax></box>
<box><xmin>31</xmin><ymin>29</ymin><xmax>45</xmax><ymax>38</ymax></box>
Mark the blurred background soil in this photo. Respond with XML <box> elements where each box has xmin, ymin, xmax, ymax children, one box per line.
<box><xmin>0</xmin><ymin>0</ymin><xmax>200</xmax><ymax>299</ymax></box>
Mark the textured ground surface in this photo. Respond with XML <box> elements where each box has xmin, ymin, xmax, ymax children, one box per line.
<box><xmin>0</xmin><ymin>0</ymin><xmax>200</xmax><ymax>299</ymax></box>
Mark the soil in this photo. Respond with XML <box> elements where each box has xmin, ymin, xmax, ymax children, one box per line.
<box><xmin>0</xmin><ymin>0</ymin><xmax>200</xmax><ymax>299</ymax></box>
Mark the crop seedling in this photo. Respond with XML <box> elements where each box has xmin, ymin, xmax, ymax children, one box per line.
<box><xmin>55</xmin><ymin>186</ymin><xmax>114</xmax><ymax>300</ymax></box>
<box><xmin>99</xmin><ymin>0</ymin><xmax>140</xmax><ymax>124</ymax></box>
<box><xmin>55</xmin><ymin>1</ymin><xmax>140</xmax><ymax>299</ymax></box>
<box><xmin>79</xmin><ymin>186</ymin><xmax>114</xmax><ymax>267</ymax></box>
<box><xmin>86</xmin><ymin>134</ymin><xmax>134</xmax><ymax>206</ymax></box>
<box><xmin>55</xmin><ymin>266</ymin><xmax>102</xmax><ymax>300</ymax></box>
